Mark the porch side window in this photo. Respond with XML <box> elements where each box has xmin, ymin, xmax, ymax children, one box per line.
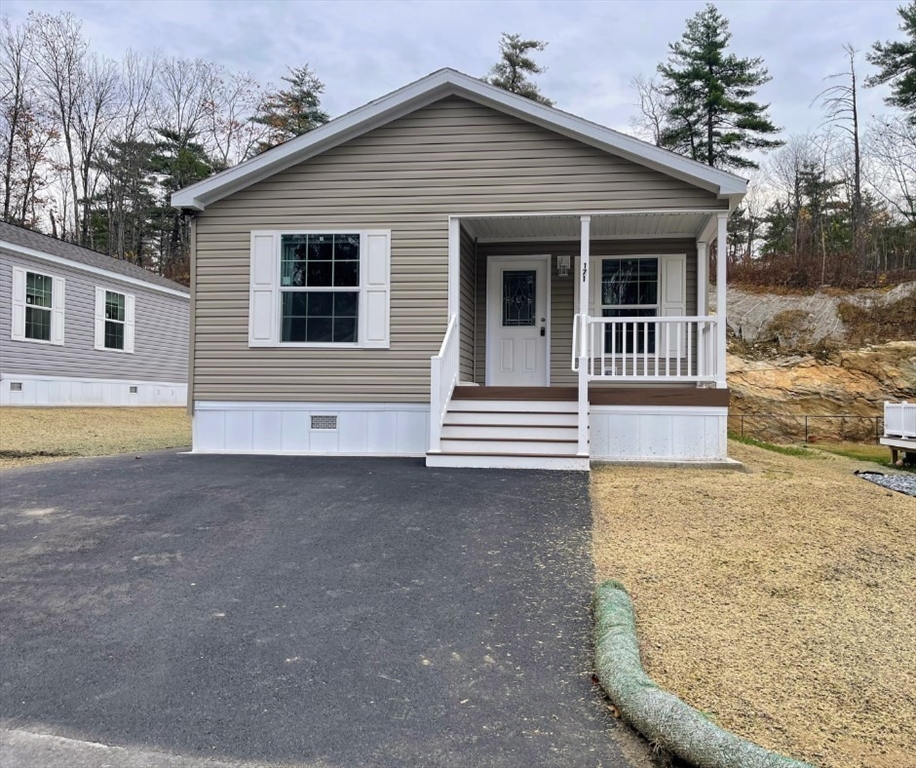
<box><xmin>25</xmin><ymin>271</ymin><xmax>53</xmax><ymax>341</ymax></box>
<box><xmin>600</xmin><ymin>258</ymin><xmax>658</xmax><ymax>354</ymax></box>
<box><xmin>279</xmin><ymin>234</ymin><xmax>360</xmax><ymax>344</ymax></box>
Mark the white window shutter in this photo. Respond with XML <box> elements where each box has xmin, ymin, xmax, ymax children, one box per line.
<box><xmin>10</xmin><ymin>267</ymin><xmax>26</xmax><ymax>341</ymax></box>
<box><xmin>94</xmin><ymin>287</ymin><xmax>106</xmax><ymax>349</ymax></box>
<box><xmin>361</xmin><ymin>231</ymin><xmax>390</xmax><ymax>348</ymax></box>
<box><xmin>51</xmin><ymin>276</ymin><xmax>65</xmax><ymax>346</ymax></box>
<box><xmin>249</xmin><ymin>232</ymin><xmax>278</xmax><ymax>347</ymax></box>
<box><xmin>124</xmin><ymin>293</ymin><xmax>136</xmax><ymax>353</ymax></box>
<box><xmin>660</xmin><ymin>253</ymin><xmax>686</xmax><ymax>356</ymax></box>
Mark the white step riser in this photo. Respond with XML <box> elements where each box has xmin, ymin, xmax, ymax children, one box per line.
<box><xmin>448</xmin><ymin>399</ymin><xmax>577</xmax><ymax>414</ymax></box>
<box><xmin>445</xmin><ymin>411</ymin><xmax>578</xmax><ymax>427</ymax></box>
<box><xmin>441</xmin><ymin>425</ymin><xmax>579</xmax><ymax>440</ymax></box>
<box><xmin>427</xmin><ymin>454</ymin><xmax>590</xmax><ymax>471</ymax></box>
<box><xmin>440</xmin><ymin>439</ymin><xmax>578</xmax><ymax>455</ymax></box>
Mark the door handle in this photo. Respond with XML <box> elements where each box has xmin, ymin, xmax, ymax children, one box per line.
<box><xmin>540</xmin><ymin>326</ymin><xmax>546</xmax><ymax>337</ymax></box>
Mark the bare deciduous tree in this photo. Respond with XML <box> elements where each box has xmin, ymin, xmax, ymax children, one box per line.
<box><xmin>628</xmin><ymin>74</ymin><xmax>671</xmax><ymax>146</ymax></box>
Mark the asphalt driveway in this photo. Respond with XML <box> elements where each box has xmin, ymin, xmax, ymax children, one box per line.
<box><xmin>0</xmin><ymin>453</ymin><xmax>653</xmax><ymax>767</ymax></box>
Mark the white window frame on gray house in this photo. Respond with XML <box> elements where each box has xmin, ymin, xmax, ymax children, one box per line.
<box><xmin>10</xmin><ymin>266</ymin><xmax>65</xmax><ymax>345</ymax></box>
<box><xmin>94</xmin><ymin>287</ymin><xmax>135</xmax><ymax>353</ymax></box>
<box><xmin>248</xmin><ymin>229</ymin><xmax>391</xmax><ymax>349</ymax></box>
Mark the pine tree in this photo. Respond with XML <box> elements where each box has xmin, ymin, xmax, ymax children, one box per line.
<box><xmin>866</xmin><ymin>1</ymin><xmax>916</xmax><ymax>123</ymax></box>
<box><xmin>486</xmin><ymin>33</ymin><xmax>553</xmax><ymax>106</ymax></box>
<box><xmin>657</xmin><ymin>3</ymin><xmax>782</xmax><ymax>170</ymax></box>
<box><xmin>251</xmin><ymin>65</ymin><xmax>330</xmax><ymax>154</ymax></box>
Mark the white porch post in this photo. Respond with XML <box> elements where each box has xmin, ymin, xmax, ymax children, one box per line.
<box><xmin>577</xmin><ymin>216</ymin><xmax>590</xmax><ymax>456</ymax></box>
<box><xmin>715</xmin><ymin>213</ymin><xmax>727</xmax><ymax>388</ymax></box>
<box><xmin>448</xmin><ymin>217</ymin><xmax>461</xmax><ymax>321</ymax></box>
<box><xmin>696</xmin><ymin>240</ymin><xmax>708</xmax><ymax>379</ymax></box>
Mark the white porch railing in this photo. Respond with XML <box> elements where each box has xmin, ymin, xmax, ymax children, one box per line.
<box><xmin>573</xmin><ymin>314</ymin><xmax>719</xmax><ymax>383</ymax></box>
<box><xmin>885</xmin><ymin>401</ymin><xmax>916</xmax><ymax>439</ymax></box>
<box><xmin>429</xmin><ymin>313</ymin><xmax>460</xmax><ymax>453</ymax></box>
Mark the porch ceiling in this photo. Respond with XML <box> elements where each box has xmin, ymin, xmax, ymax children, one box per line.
<box><xmin>461</xmin><ymin>210</ymin><xmax>721</xmax><ymax>242</ymax></box>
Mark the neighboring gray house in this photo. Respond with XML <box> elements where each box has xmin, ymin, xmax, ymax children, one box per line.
<box><xmin>0</xmin><ymin>222</ymin><xmax>189</xmax><ymax>406</ymax></box>
<box><xmin>172</xmin><ymin>69</ymin><xmax>745</xmax><ymax>469</ymax></box>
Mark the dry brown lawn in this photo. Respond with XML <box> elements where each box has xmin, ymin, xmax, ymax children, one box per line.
<box><xmin>0</xmin><ymin>407</ymin><xmax>191</xmax><ymax>469</ymax></box>
<box><xmin>592</xmin><ymin>441</ymin><xmax>916</xmax><ymax>768</ymax></box>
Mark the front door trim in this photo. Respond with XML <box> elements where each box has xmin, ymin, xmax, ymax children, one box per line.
<box><xmin>486</xmin><ymin>254</ymin><xmax>551</xmax><ymax>387</ymax></box>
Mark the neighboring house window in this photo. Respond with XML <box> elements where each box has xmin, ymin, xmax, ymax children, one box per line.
<box><xmin>248</xmin><ymin>230</ymin><xmax>391</xmax><ymax>349</ymax></box>
<box><xmin>94</xmin><ymin>287</ymin><xmax>135</xmax><ymax>352</ymax></box>
<box><xmin>10</xmin><ymin>267</ymin><xmax>65</xmax><ymax>345</ymax></box>
<box><xmin>600</xmin><ymin>258</ymin><xmax>659</xmax><ymax>354</ymax></box>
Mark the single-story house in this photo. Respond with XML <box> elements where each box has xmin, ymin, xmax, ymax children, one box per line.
<box><xmin>0</xmin><ymin>222</ymin><xmax>189</xmax><ymax>406</ymax></box>
<box><xmin>172</xmin><ymin>68</ymin><xmax>746</xmax><ymax>469</ymax></box>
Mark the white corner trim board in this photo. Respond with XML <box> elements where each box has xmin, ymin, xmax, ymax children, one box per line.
<box><xmin>192</xmin><ymin>401</ymin><xmax>430</xmax><ymax>456</ymax></box>
<box><xmin>589</xmin><ymin>405</ymin><xmax>728</xmax><ymax>461</ymax></box>
<box><xmin>1</xmin><ymin>373</ymin><xmax>187</xmax><ymax>406</ymax></box>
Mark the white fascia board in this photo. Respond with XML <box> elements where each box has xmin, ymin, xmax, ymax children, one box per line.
<box><xmin>172</xmin><ymin>68</ymin><xmax>747</xmax><ymax>211</ymax></box>
<box><xmin>0</xmin><ymin>241</ymin><xmax>190</xmax><ymax>299</ymax></box>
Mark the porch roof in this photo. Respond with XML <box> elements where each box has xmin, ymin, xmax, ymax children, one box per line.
<box><xmin>459</xmin><ymin>209</ymin><xmax>725</xmax><ymax>242</ymax></box>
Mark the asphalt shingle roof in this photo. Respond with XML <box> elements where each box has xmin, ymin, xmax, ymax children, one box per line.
<box><xmin>0</xmin><ymin>221</ymin><xmax>189</xmax><ymax>294</ymax></box>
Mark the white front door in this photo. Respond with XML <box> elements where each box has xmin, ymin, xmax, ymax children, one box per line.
<box><xmin>487</xmin><ymin>256</ymin><xmax>550</xmax><ymax>386</ymax></box>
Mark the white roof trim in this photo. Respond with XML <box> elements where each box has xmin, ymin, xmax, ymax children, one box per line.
<box><xmin>1</xmin><ymin>240</ymin><xmax>191</xmax><ymax>299</ymax></box>
<box><xmin>172</xmin><ymin>68</ymin><xmax>747</xmax><ymax>211</ymax></box>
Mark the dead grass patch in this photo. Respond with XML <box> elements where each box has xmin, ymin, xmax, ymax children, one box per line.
<box><xmin>0</xmin><ymin>407</ymin><xmax>191</xmax><ymax>469</ymax></box>
<box><xmin>591</xmin><ymin>441</ymin><xmax>916</xmax><ymax>768</ymax></box>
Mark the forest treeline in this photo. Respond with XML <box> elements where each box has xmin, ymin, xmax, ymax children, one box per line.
<box><xmin>1</xmin><ymin>4</ymin><xmax>915</xmax><ymax>288</ymax></box>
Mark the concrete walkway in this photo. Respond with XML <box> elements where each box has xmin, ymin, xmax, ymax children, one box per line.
<box><xmin>0</xmin><ymin>453</ymin><xmax>656</xmax><ymax>767</ymax></box>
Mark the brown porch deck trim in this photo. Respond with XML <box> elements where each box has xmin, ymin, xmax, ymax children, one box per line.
<box><xmin>452</xmin><ymin>386</ymin><xmax>729</xmax><ymax>407</ymax></box>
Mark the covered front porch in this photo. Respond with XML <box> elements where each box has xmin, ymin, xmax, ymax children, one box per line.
<box><xmin>428</xmin><ymin>208</ymin><xmax>731</xmax><ymax>469</ymax></box>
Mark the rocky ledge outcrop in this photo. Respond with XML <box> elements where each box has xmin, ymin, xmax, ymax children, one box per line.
<box><xmin>728</xmin><ymin>341</ymin><xmax>916</xmax><ymax>441</ymax></box>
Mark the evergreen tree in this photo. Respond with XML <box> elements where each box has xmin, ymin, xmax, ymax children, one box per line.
<box><xmin>486</xmin><ymin>33</ymin><xmax>553</xmax><ymax>106</ymax></box>
<box><xmin>657</xmin><ymin>3</ymin><xmax>782</xmax><ymax>169</ymax></box>
<box><xmin>88</xmin><ymin>138</ymin><xmax>158</xmax><ymax>265</ymax></box>
<box><xmin>866</xmin><ymin>1</ymin><xmax>916</xmax><ymax>122</ymax></box>
<box><xmin>150</xmin><ymin>129</ymin><xmax>220</xmax><ymax>282</ymax></box>
<box><xmin>251</xmin><ymin>65</ymin><xmax>329</xmax><ymax>154</ymax></box>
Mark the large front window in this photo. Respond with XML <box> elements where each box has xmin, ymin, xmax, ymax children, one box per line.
<box><xmin>601</xmin><ymin>258</ymin><xmax>658</xmax><ymax>354</ymax></box>
<box><xmin>280</xmin><ymin>233</ymin><xmax>360</xmax><ymax>343</ymax></box>
<box><xmin>25</xmin><ymin>271</ymin><xmax>53</xmax><ymax>341</ymax></box>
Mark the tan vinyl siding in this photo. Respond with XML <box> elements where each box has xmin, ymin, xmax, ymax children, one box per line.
<box><xmin>475</xmin><ymin>239</ymin><xmax>698</xmax><ymax>386</ymax></box>
<box><xmin>193</xmin><ymin>96</ymin><xmax>722</xmax><ymax>402</ymax></box>
<box><xmin>458</xmin><ymin>225</ymin><xmax>476</xmax><ymax>381</ymax></box>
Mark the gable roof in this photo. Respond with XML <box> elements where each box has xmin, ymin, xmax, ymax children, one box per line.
<box><xmin>0</xmin><ymin>221</ymin><xmax>189</xmax><ymax>298</ymax></box>
<box><xmin>172</xmin><ymin>68</ymin><xmax>747</xmax><ymax>212</ymax></box>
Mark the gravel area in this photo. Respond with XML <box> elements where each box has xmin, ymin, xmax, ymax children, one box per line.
<box><xmin>0</xmin><ymin>407</ymin><xmax>191</xmax><ymax>469</ymax></box>
<box><xmin>856</xmin><ymin>470</ymin><xmax>916</xmax><ymax>497</ymax></box>
<box><xmin>591</xmin><ymin>441</ymin><xmax>916</xmax><ymax>768</ymax></box>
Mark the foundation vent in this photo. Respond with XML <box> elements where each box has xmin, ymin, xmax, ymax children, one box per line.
<box><xmin>311</xmin><ymin>414</ymin><xmax>338</xmax><ymax>431</ymax></box>
<box><xmin>129</xmin><ymin>386</ymin><xmax>138</xmax><ymax>394</ymax></box>
<box><xmin>10</xmin><ymin>382</ymin><xmax>22</xmax><ymax>392</ymax></box>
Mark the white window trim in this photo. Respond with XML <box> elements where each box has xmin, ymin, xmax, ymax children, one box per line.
<box><xmin>248</xmin><ymin>229</ymin><xmax>391</xmax><ymax>349</ymax></box>
<box><xmin>10</xmin><ymin>266</ymin><xmax>65</xmax><ymax>346</ymax></box>
<box><xmin>94</xmin><ymin>287</ymin><xmax>136</xmax><ymax>353</ymax></box>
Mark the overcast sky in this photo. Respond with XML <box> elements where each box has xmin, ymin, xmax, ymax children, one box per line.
<box><xmin>3</xmin><ymin>0</ymin><xmax>904</xmax><ymax>141</ymax></box>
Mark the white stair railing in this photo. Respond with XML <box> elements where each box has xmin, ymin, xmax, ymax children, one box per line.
<box><xmin>429</xmin><ymin>314</ymin><xmax>460</xmax><ymax>453</ymax></box>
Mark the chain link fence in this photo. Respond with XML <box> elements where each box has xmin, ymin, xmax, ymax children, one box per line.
<box><xmin>728</xmin><ymin>413</ymin><xmax>884</xmax><ymax>444</ymax></box>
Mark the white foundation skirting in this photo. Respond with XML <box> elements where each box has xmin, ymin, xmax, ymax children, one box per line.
<box><xmin>589</xmin><ymin>405</ymin><xmax>727</xmax><ymax>461</ymax></box>
<box><xmin>192</xmin><ymin>401</ymin><xmax>430</xmax><ymax>456</ymax></box>
<box><xmin>0</xmin><ymin>373</ymin><xmax>187</xmax><ymax>406</ymax></box>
